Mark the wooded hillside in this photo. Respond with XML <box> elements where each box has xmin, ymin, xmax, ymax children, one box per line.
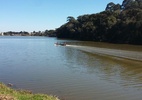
<box><xmin>56</xmin><ymin>0</ymin><xmax>142</xmax><ymax>44</ymax></box>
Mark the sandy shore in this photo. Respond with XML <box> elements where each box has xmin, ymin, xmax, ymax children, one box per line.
<box><xmin>66</xmin><ymin>45</ymin><xmax>142</xmax><ymax>62</ymax></box>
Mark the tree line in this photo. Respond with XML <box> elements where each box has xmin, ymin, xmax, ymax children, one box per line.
<box><xmin>55</xmin><ymin>0</ymin><xmax>142</xmax><ymax>45</ymax></box>
<box><xmin>2</xmin><ymin>30</ymin><xmax>56</xmax><ymax>37</ymax></box>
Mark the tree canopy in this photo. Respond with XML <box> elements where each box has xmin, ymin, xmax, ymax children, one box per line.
<box><xmin>56</xmin><ymin>0</ymin><xmax>142</xmax><ymax>44</ymax></box>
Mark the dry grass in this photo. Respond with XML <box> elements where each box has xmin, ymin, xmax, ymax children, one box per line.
<box><xmin>0</xmin><ymin>94</ymin><xmax>15</xmax><ymax>100</ymax></box>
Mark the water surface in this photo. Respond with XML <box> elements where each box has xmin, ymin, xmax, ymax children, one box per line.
<box><xmin>0</xmin><ymin>36</ymin><xmax>142</xmax><ymax>100</ymax></box>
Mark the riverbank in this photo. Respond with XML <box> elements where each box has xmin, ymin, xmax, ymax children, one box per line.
<box><xmin>0</xmin><ymin>83</ymin><xmax>59</xmax><ymax>100</ymax></box>
<box><xmin>66</xmin><ymin>45</ymin><xmax>142</xmax><ymax>62</ymax></box>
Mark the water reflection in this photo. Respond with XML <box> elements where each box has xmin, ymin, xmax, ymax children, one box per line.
<box><xmin>1</xmin><ymin>36</ymin><xmax>142</xmax><ymax>100</ymax></box>
<box><xmin>63</xmin><ymin>46</ymin><xmax>142</xmax><ymax>89</ymax></box>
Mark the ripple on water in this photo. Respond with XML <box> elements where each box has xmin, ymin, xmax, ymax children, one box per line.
<box><xmin>0</xmin><ymin>37</ymin><xmax>142</xmax><ymax>100</ymax></box>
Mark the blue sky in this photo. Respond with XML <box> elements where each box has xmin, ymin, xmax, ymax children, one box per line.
<box><xmin>0</xmin><ymin>0</ymin><xmax>122</xmax><ymax>32</ymax></box>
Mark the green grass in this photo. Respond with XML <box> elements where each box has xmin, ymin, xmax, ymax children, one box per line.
<box><xmin>0</xmin><ymin>83</ymin><xmax>59</xmax><ymax>100</ymax></box>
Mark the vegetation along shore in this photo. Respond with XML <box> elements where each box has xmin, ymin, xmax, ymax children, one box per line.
<box><xmin>1</xmin><ymin>0</ymin><xmax>142</xmax><ymax>45</ymax></box>
<box><xmin>0</xmin><ymin>83</ymin><xmax>59</xmax><ymax>100</ymax></box>
<box><xmin>0</xmin><ymin>0</ymin><xmax>142</xmax><ymax>99</ymax></box>
<box><xmin>56</xmin><ymin>0</ymin><xmax>142</xmax><ymax>45</ymax></box>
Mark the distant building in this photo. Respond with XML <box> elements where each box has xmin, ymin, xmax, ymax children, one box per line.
<box><xmin>0</xmin><ymin>32</ymin><xmax>4</xmax><ymax>36</ymax></box>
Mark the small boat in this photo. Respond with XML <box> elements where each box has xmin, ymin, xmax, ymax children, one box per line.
<box><xmin>54</xmin><ymin>42</ymin><xmax>59</xmax><ymax>46</ymax></box>
<box><xmin>54</xmin><ymin>42</ymin><xmax>66</xmax><ymax>46</ymax></box>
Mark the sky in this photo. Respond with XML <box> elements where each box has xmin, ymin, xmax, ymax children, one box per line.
<box><xmin>0</xmin><ymin>0</ymin><xmax>122</xmax><ymax>32</ymax></box>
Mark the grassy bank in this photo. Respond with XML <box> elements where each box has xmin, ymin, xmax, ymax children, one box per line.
<box><xmin>0</xmin><ymin>83</ymin><xmax>59</xmax><ymax>100</ymax></box>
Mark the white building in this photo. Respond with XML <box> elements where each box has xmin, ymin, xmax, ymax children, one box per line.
<box><xmin>0</xmin><ymin>32</ymin><xmax>4</xmax><ymax>36</ymax></box>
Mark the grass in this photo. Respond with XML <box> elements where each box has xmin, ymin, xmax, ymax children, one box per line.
<box><xmin>0</xmin><ymin>83</ymin><xmax>59</xmax><ymax>100</ymax></box>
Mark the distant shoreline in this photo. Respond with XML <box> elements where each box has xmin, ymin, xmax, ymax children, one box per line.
<box><xmin>67</xmin><ymin>45</ymin><xmax>142</xmax><ymax>62</ymax></box>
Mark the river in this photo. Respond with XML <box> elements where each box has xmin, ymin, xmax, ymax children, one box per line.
<box><xmin>0</xmin><ymin>36</ymin><xmax>142</xmax><ymax>100</ymax></box>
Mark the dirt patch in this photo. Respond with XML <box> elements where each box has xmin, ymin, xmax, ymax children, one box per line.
<box><xmin>0</xmin><ymin>94</ymin><xmax>15</xmax><ymax>100</ymax></box>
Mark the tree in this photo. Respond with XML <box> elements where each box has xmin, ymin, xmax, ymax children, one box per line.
<box><xmin>67</xmin><ymin>16</ymin><xmax>76</xmax><ymax>22</ymax></box>
<box><xmin>56</xmin><ymin>0</ymin><xmax>142</xmax><ymax>44</ymax></box>
<box><xmin>122</xmin><ymin>0</ymin><xmax>142</xmax><ymax>9</ymax></box>
<box><xmin>105</xmin><ymin>2</ymin><xmax>116</xmax><ymax>11</ymax></box>
<box><xmin>106</xmin><ymin>2</ymin><xmax>121</xmax><ymax>12</ymax></box>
